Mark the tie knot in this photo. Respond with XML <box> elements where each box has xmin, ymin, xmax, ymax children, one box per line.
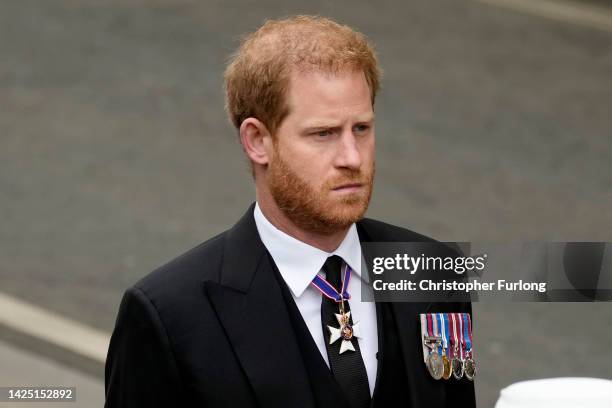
<box><xmin>323</xmin><ymin>255</ymin><xmax>344</xmax><ymax>289</ymax></box>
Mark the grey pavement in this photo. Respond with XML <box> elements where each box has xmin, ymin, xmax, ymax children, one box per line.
<box><xmin>1</xmin><ymin>0</ymin><xmax>611</xmax><ymax>406</ymax></box>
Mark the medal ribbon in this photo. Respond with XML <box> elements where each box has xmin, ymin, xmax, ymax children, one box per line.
<box><xmin>444</xmin><ymin>313</ymin><xmax>451</xmax><ymax>357</ymax></box>
<box><xmin>420</xmin><ymin>314</ymin><xmax>429</xmax><ymax>363</ymax></box>
<box><xmin>431</xmin><ymin>313</ymin><xmax>439</xmax><ymax>356</ymax></box>
<box><xmin>426</xmin><ymin>314</ymin><xmax>438</xmax><ymax>352</ymax></box>
<box><xmin>463</xmin><ymin>313</ymin><xmax>473</xmax><ymax>354</ymax></box>
<box><xmin>426</xmin><ymin>313</ymin><xmax>433</xmax><ymax>339</ymax></box>
<box><xmin>457</xmin><ymin>313</ymin><xmax>465</xmax><ymax>359</ymax></box>
<box><xmin>311</xmin><ymin>263</ymin><xmax>351</xmax><ymax>302</ymax></box>
<box><xmin>450</xmin><ymin>313</ymin><xmax>459</xmax><ymax>359</ymax></box>
<box><xmin>439</xmin><ymin>313</ymin><xmax>449</xmax><ymax>357</ymax></box>
<box><xmin>424</xmin><ymin>314</ymin><xmax>440</xmax><ymax>359</ymax></box>
<box><xmin>435</xmin><ymin>314</ymin><xmax>443</xmax><ymax>356</ymax></box>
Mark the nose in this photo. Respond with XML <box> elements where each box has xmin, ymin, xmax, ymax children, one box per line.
<box><xmin>335</xmin><ymin>130</ymin><xmax>362</xmax><ymax>170</ymax></box>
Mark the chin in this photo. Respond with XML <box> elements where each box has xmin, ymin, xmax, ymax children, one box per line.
<box><xmin>323</xmin><ymin>199</ymin><xmax>369</xmax><ymax>225</ymax></box>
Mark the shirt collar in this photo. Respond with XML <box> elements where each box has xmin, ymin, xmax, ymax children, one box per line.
<box><xmin>253</xmin><ymin>202</ymin><xmax>363</xmax><ymax>298</ymax></box>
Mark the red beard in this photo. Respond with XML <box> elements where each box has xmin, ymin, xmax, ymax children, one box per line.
<box><xmin>267</xmin><ymin>145</ymin><xmax>375</xmax><ymax>235</ymax></box>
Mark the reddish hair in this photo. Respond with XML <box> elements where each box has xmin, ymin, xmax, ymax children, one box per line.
<box><xmin>224</xmin><ymin>15</ymin><xmax>381</xmax><ymax>135</ymax></box>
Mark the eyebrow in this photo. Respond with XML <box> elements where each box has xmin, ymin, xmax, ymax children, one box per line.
<box><xmin>301</xmin><ymin>117</ymin><xmax>374</xmax><ymax>132</ymax></box>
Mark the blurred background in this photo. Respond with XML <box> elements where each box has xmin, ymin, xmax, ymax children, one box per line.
<box><xmin>1</xmin><ymin>0</ymin><xmax>611</xmax><ymax>406</ymax></box>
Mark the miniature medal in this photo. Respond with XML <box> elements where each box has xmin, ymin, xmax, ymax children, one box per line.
<box><xmin>439</xmin><ymin>314</ymin><xmax>452</xmax><ymax>380</ymax></box>
<box><xmin>423</xmin><ymin>313</ymin><xmax>445</xmax><ymax>380</ymax></box>
<box><xmin>462</xmin><ymin>313</ymin><xmax>476</xmax><ymax>381</ymax></box>
<box><xmin>451</xmin><ymin>353</ymin><xmax>465</xmax><ymax>380</ymax></box>
<box><xmin>442</xmin><ymin>351</ymin><xmax>452</xmax><ymax>380</ymax></box>
<box><xmin>464</xmin><ymin>354</ymin><xmax>476</xmax><ymax>380</ymax></box>
<box><xmin>426</xmin><ymin>345</ymin><xmax>444</xmax><ymax>380</ymax></box>
<box><xmin>450</xmin><ymin>313</ymin><xmax>464</xmax><ymax>380</ymax></box>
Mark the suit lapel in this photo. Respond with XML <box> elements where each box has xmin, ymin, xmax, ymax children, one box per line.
<box><xmin>205</xmin><ymin>205</ymin><xmax>450</xmax><ymax>407</ymax></box>
<box><xmin>204</xmin><ymin>204</ymin><xmax>315</xmax><ymax>408</ymax></box>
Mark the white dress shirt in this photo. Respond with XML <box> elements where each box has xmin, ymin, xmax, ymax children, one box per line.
<box><xmin>253</xmin><ymin>202</ymin><xmax>378</xmax><ymax>396</ymax></box>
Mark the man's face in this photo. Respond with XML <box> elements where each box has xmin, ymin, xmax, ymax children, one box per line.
<box><xmin>267</xmin><ymin>68</ymin><xmax>375</xmax><ymax>234</ymax></box>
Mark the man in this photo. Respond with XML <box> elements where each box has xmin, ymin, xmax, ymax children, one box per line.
<box><xmin>105</xmin><ymin>15</ymin><xmax>475</xmax><ymax>407</ymax></box>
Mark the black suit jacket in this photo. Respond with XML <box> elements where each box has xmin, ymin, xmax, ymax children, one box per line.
<box><xmin>104</xmin><ymin>203</ymin><xmax>475</xmax><ymax>407</ymax></box>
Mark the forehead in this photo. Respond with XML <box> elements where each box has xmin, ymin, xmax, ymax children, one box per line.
<box><xmin>284</xmin><ymin>69</ymin><xmax>374</xmax><ymax>123</ymax></box>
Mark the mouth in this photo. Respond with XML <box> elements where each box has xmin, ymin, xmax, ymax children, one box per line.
<box><xmin>332</xmin><ymin>183</ymin><xmax>364</xmax><ymax>193</ymax></box>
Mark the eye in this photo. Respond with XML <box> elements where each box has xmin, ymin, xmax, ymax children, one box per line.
<box><xmin>354</xmin><ymin>124</ymin><xmax>370</xmax><ymax>134</ymax></box>
<box><xmin>314</xmin><ymin>129</ymin><xmax>332</xmax><ymax>137</ymax></box>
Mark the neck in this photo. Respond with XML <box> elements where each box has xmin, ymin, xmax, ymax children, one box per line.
<box><xmin>256</xmin><ymin>192</ymin><xmax>350</xmax><ymax>253</ymax></box>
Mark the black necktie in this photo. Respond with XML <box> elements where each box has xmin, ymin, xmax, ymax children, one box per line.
<box><xmin>320</xmin><ymin>255</ymin><xmax>371</xmax><ymax>408</ymax></box>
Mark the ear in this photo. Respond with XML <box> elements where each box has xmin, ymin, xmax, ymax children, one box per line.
<box><xmin>239</xmin><ymin>118</ymin><xmax>272</xmax><ymax>166</ymax></box>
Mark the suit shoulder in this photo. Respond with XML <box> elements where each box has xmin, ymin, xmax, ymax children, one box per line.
<box><xmin>131</xmin><ymin>230</ymin><xmax>227</xmax><ymax>303</ymax></box>
<box><xmin>358</xmin><ymin>217</ymin><xmax>437</xmax><ymax>243</ymax></box>
<box><xmin>358</xmin><ymin>218</ymin><xmax>463</xmax><ymax>257</ymax></box>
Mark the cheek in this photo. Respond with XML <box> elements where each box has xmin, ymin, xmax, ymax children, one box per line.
<box><xmin>297</xmin><ymin>160</ymin><xmax>330</xmax><ymax>187</ymax></box>
<box><xmin>281</xmin><ymin>144</ymin><xmax>330</xmax><ymax>182</ymax></box>
<box><xmin>360</xmin><ymin>138</ymin><xmax>376</xmax><ymax>164</ymax></box>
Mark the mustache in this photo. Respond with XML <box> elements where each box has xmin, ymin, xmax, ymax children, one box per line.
<box><xmin>326</xmin><ymin>169</ymin><xmax>373</xmax><ymax>189</ymax></box>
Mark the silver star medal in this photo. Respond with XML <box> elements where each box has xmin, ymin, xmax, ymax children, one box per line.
<box><xmin>327</xmin><ymin>311</ymin><xmax>361</xmax><ymax>354</ymax></box>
